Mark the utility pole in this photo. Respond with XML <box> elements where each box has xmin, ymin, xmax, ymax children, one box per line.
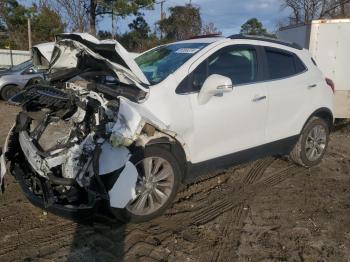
<box><xmin>27</xmin><ymin>18</ymin><xmax>32</xmax><ymax>51</ymax></box>
<box><xmin>159</xmin><ymin>0</ymin><xmax>166</xmax><ymax>39</ymax></box>
<box><xmin>111</xmin><ymin>11</ymin><xmax>116</xmax><ymax>40</ymax></box>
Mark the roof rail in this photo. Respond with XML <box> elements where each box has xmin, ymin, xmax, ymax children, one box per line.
<box><xmin>228</xmin><ymin>34</ymin><xmax>303</xmax><ymax>50</ymax></box>
<box><xmin>188</xmin><ymin>33</ymin><xmax>222</xmax><ymax>40</ymax></box>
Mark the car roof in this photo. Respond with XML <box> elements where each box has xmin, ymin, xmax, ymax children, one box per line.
<box><xmin>170</xmin><ymin>37</ymin><xmax>228</xmax><ymax>44</ymax></box>
<box><xmin>169</xmin><ymin>35</ymin><xmax>303</xmax><ymax>51</ymax></box>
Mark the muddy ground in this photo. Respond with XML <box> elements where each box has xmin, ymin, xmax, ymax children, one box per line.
<box><xmin>0</xmin><ymin>100</ymin><xmax>350</xmax><ymax>262</ymax></box>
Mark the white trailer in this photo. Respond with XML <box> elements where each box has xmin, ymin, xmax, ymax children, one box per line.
<box><xmin>277</xmin><ymin>19</ymin><xmax>350</xmax><ymax>118</ymax></box>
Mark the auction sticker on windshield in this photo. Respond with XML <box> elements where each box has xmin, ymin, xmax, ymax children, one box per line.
<box><xmin>175</xmin><ymin>48</ymin><xmax>200</xmax><ymax>54</ymax></box>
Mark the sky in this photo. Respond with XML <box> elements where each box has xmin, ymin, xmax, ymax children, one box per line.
<box><xmin>98</xmin><ymin>0</ymin><xmax>291</xmax><ymax>36</ymax></box>
<box><xmin>19</xmin><ymin>0</ymin><xmax>291</xmax><ymax>36</ymax></box>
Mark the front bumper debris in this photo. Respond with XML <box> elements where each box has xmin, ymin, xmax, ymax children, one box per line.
<box><xmin>12</xmin><ymin>163</ymin><xmax>96</xmax><ymax>220</ymax></box>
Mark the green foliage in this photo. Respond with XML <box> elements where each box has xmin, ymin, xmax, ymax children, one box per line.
<box><xmin>240</xmin><ymin>18</ymin><xmax>267</xmax><ymax>35</ymax></box>
<box><xmin>31</xmin><ymin>5</ymin><xmax>66</xmax><ymax>44</ymax></box>
<box><xmin>128</xmin><ymin>16</ymin><xmax>150</xmax><ymax>38</ymax></box>
<box><xmin>118</xmin><ymin>15</ymin><xmax>160</xmax><ymax>52</ymax></box>
<box><xmin>101</xmin><ymin>0</ymin><xmax>155</xmax><ymax>17</ymax></box>
<box><xmin>98</xmin><ymin>30</ymin><xmax>112</xmax><ymax>40</ymax></box>
<box><xmin>88</xmin><ymin>0</ymin><xmax>155</xmax><ymax>35</ymax></box>
<box><xmin>0</xmin><ymin>0</ymin><xmax>65</xmax><ymax>49</ymax></box>
<box><xmin>159</xmin><ymin>4</ymin><xmax>202</xmax><ymax>41</ymax></box>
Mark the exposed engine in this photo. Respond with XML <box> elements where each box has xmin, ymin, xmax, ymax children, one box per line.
<box><xmin>5</xmin><ymin>81</ymin><xmax>143</xmax><ymax>209</ymax></box>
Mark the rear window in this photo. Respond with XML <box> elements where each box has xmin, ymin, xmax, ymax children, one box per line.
<box><xmin>265</xmin><ymin>48</ymin><xmax>306</xmax><ymax>80</ymax></box>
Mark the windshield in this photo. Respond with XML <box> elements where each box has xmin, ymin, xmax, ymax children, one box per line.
<box><xmin>135</xmin><ymin>43</ymin><xmax>209</xmax><ymax>85</ymax></box>
<box><xmin>10</xmin><ymin>60</ymin><xmax>32</xmax><ymax>72</ymax></box>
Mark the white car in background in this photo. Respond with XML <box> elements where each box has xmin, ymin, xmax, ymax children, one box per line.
<box><xmin>0</xmin><ymin>33</ymin><xmax>334</xmax><ymax>223</ymax></box>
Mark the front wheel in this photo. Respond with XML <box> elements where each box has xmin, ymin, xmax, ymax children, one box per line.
<box><xmin>112</xmin><ymin>145</ymin><xmax>182</xmax><ymax>223</ymax></box>
<box><xmin>290</xmin><ymin>117</ymin><xmax>330</xmax><ymax>167</ymax></box>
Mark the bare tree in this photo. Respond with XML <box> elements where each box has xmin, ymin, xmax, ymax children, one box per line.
<box><xmin>282</xmin><ymin>0</ymin><xmax>322</xmax><ymax>24</ymax></box>
<box><xmin>320</xmin><ymin>0</ymin><xmax>350</xmax><ymax>17</ymax></box>
<box><xmin>202</xmin><ymin>22</ymin><xmax>222</xmax><ymax>35</ymax></box>
<box><xmin>282</xmin><ymin>0</ymin><xmax>350</xmax><ymax>25</ymax></box>
<box><xmin>49</xmin><ymin>0</ymin><xmax>89</xmax><ymax>32</ymax></box>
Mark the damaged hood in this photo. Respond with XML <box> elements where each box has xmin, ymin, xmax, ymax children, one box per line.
<box><xmin>32</xmin><ymin>42</ymin><xmax>55</xmax><ymax>68</ymax></box>
<box><xmin>49</xmin><ymin>33</ymin><xmax>150</xmax><ymax>88</ymax></box>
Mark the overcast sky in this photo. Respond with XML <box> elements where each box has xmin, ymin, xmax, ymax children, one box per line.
<box><xmin>98</xmin><ymin>0</ymin><xmax>291</xmax><ymax>36</ymax></box>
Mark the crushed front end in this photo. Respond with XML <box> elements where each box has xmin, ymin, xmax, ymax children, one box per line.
<box><xmin>0</xmin><ymin>83</ymin><xmax>142</xmax><ymax>219</ymax></box>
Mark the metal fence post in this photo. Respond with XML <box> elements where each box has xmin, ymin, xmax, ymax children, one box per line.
<box><xmin>9</xmin><ymin>48</ymin><xmax>13</xmax><ymax>68</ymax></box>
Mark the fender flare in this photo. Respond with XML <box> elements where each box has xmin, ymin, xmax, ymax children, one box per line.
<box><xmin>301</xmin><ymin>107</ymin><xmax>334</xmax><ymax>133</ymax></box>
<box><xmin>145</xmin><ymin>137</ymin><xmax>187</xmax><ymax>181</ymax></box>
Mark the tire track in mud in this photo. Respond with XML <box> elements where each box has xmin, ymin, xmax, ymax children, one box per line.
<box><xmin>0</xmin><ymin>158</ymin><xmax>305</xmax><ymax>262</ymax></box>
<box><xmin>190</xmin><ymin>158</ymin><xmax>277</xmax><ymax>225</ymax></box>
<box><xmin>204</xmin><ymin>204</ymin><xmax>245</xmax><ymax>262</ymax></box>
<box><xmin>194</xmin><ymin>160</ymin><xmax>305</xmax><ymax>262</ymax></box>
<box><xmin>118</xmin><ymin>158</ymin><xmax>305</xmax><ymax>261</ymax></box>
<box><xmin>0</xmin><ymin>222</ymin><xmax>80</xmax><ymax>257</ymax></box>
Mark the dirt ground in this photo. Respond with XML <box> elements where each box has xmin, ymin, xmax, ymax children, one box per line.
<box><xmin>1</xmin><ymin>101</ymin><xmax>350</xmax><ymax>262</ymax></box>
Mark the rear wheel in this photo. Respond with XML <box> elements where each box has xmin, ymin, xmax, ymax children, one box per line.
<box><xmin>112</xmin><ymin>145</ymin><xmax>182</xmax><ymax>223</ymax></box>
<box><xmin>290</xmin><ymin>117</ymin><xmax>330</xmax><ymax>167</ymax></box>
<box><xmin>1</xmin><ymin>85</ymin><xmax>20</xmax><ymax>101</ymax></box>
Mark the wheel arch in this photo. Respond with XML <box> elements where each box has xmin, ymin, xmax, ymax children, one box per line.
<box><xmin>24</xmin><ymin>77</ymin><xmax>44</xmax><ymax>88</ymax></box>
<box><xmin>302</xmin><ymin>107</ymin><xmax>334</xmax><ymax>132</ymax></box>
<box><xmin>0</xmin><ymin>83</ymin><xmax>19</xmax><ymax>92</ymax></box>
<box><xmin>145</xmin><ymin>136</ymin><xmax>187</xmax><ymax>181</ymax></box>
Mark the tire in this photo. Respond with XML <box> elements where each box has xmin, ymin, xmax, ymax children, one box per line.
<box><xmin>0</xmin><ymin>85</ymin><xmax>21</xmax><ymax>101</ymax></box>
<box><xmin>290</xmin><ymin>116</ymin><xmax>330</xmax><ymax>167</ymax></box>
<box><xmin>112</xmin><ymin>145</ymin><xmax>182</xmax><ymax>223</ymax></box>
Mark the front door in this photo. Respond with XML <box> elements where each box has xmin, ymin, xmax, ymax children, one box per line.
<box><xmin>184</xmin><ymin>45</ymin><xmax>268</xmax><ymax>164</ymax></box>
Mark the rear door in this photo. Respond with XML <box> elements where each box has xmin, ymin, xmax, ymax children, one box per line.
<box><xmin>263</xmin><ymin>47</ymin><xmax>315</xmax><ymax>143</ymax></box>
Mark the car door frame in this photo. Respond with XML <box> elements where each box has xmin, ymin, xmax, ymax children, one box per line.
<box><xmin>175</xmin><ymin>43</ymin><xmax>274</xmax><ymax>181</ymax></box>
<box><xmin>259</xmin><ymin>45</ymin><xmax>311</xmax><ymax>147</ymax></box>
<box><xmin>176</xmin><ymin>44</ymin><xmax>266</xmax><ymax>94</ymax></box>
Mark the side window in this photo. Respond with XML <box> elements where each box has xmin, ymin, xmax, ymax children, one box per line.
<box><xmin>176</xmin><ymin>45</ymin><xmax>258</xmax><ymax>94</ymax></box>
<box><xmin>294</xmin><ymin>55</ymin><xmax>307</xmax><ymax>74</ymax></box>
<box><xmin>265</xmin><ymin>48</ymin><xmax>306</xmax><ymax>80</ymax></box>
<box><xmin>207</xmin><ymin>47</ymin><xmax>258</xmax><ymax>86</ymax></box>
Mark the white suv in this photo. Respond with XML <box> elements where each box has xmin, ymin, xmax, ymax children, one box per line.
<box><xmin>0</xmin><ymin>33</ymin><xmax>334</xmax><ymax>223</ymax></box>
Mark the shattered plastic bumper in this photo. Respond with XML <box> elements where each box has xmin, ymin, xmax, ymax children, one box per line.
<box><xmin>11</xmin><ymin>163</ymin><xmax>96</xmax><ymax>220</ymax></box>
<box><xmin>0</xmin><ymin>125</ymin><xmax>14</xmax><ymax>188</ymax></box>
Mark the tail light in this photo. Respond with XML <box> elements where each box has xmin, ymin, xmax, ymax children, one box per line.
<box><xmin>325</xmin><ymin>78</ymin><xmax>335</xmax><ymax>93</ymax></box>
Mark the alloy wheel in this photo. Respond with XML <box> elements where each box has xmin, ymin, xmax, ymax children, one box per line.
<box><xmin>126</xmin><ymin>157</ymin><xmax>175</xmax><ymax>216</ymax></box>
<box><xmin>305</xmin><ymin>124</ymin><xmax>327</xmax><ymax>162</ymax></box>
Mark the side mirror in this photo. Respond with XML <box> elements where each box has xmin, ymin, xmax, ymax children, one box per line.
<box><xmin>23</xmin><ymin>68</ymin><xmax>34</xmax><ymax>75</ymax></box>
<box><xmin>198</xmin><ymin>74</ymin><xmax>233</xmax><ymax>105</ymax></box>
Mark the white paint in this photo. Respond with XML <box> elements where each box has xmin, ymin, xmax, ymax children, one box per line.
<box><xmin>197</xmin><ymin>74</ymin><xmax>233</xmax><ymax>105</ymax></box>
<box><xmin>108</xmin><ymin>161</ymin><xmax>138</xmax><ymax>208</ymax></box>
<box><xmin>110</xmin><ymin>98</ymin><xmax>144</xmax><ymax>147</ymax></box>
<box><xmin>277</xmin><ymin>19</ymin><xmax>350</xmax><ymax>118</ymax></box>
<box><xmin>32</xmin><ymin>42</ymin><xmax>55</xmax><ymax>63</ymax></box>
<box><xmin>55</xmin><ymin>33</ymin><xmax>150</xmax><ymax>85</ymax></box>
<box><xmin>137</xmin><ymin>38</ymin><xmax>333</xmax><ymax>163</ymax></box>
<box><xmin>98</xmin><ymin>143</ymin><xmax>130</xmax><ymax>175</ymax></box>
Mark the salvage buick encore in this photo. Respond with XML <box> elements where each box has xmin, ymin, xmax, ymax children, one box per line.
<box><xmin>0</xmin><ymin>33</ymin><xmax>334</xmax><ymax>223</ymax></box>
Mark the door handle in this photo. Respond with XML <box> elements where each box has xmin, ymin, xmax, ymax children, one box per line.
<box><xmin>308</xmin><ymin>84</ymin><xmax>317</xmax><ymax>89</ymax></box>
<box><xmin>252</xmin><ymin>95</ymin><xmax>267</xmax><ymax>102</ymax></box>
